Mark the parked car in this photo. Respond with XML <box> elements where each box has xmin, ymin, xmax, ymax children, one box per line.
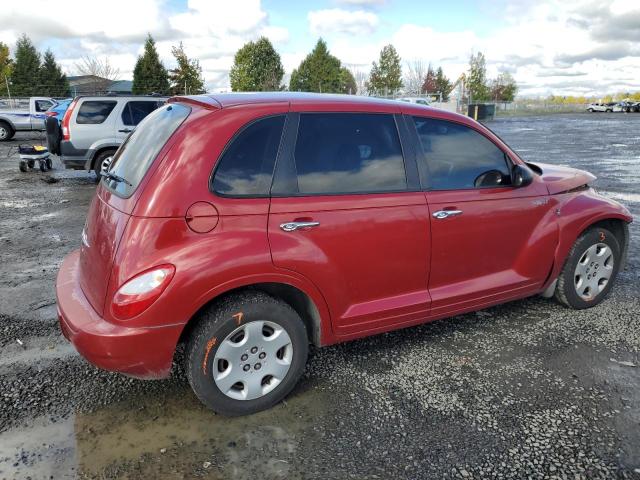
<box><xmin>398</xmin><ymin>96</ymin><xmax>432</xmax><ymax>106</ymax></box>
<box><xmin>46</xmin><ymin>98</ymin><xmax>72</xmax><ymax>122</ymax></box>
<box><xmin>0</xmin><ymin>97</ymin><xmax>56</xmax><ymax>140</ymax></box>
<box><xmin>617</xmin><ymin>101</ymin><xmax>639</xmax><ymax>113</ymax></box>
<box><xmin>56</xmin><ymin>93</ymin><xmax>632</xmax><ymax>416</ymax></box>
<box><xmin>52</xmin><ymin>95</ymin><xmax>167</xmax><ymax>176</ymax></box>
<box><xmin>587</xmin><ymin>102</ymin><xmax>615</xmax><ymax>112</ymax></box>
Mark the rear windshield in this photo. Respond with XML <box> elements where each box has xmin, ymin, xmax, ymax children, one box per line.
<box><xmin>105</xmin><ymin>103</ymin><xmax>191</xmax><ymax>197</ymax></box>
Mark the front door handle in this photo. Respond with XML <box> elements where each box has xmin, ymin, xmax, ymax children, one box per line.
<box><xmin>432</xmin><ymin>210</ymin><xmax>463</xmax><ymax>219</ymax></box>
<box><xmin>119</xmin><ymin>128</ymin><xmax>133</xmax><ymax>133</ymax></box>
<box><xmin>280</xmin><ymin>221</ymin><xmax>320</xmax><ymax>232</ymax></box>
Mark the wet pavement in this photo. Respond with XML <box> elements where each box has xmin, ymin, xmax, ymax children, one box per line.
<box><xmin>0</xmin><ymin>113</ymin><xmax>639</xmax><ymax>479</ymax></box>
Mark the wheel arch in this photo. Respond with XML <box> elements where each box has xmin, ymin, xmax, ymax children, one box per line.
<box><xmin>90</xmin><ymin>145</ymin><xmax>119</xmax><ymax>169</ymax></box>
<box><xmin>178</xmin><ymin>280</ymin><xmax>330</xmax><ymax>350</ymax></box>
<box><xmin>549</xmin><ymin>212</ymin><xmax>631</xmax><ymax>289</ymax></box>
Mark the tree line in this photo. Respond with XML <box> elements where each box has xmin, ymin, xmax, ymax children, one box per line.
<box><xmin>230</xmin><ymin>38</ymin><xmax>518</xmax><ymax>102</ymax></box>
<box><xmin>0</xmin><ymin>32</ymin><xmax>519</xmax><ymax>102</ymax></box>
<box><xmin>0</xmin><ymin>34</ymin><xmax>206</xmax><ymax>97</ymax></box>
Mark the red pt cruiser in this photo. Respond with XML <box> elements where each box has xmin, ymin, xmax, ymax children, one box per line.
<box><xmin>56</xmin><ymin>93</ymin><xmax>632</xmax><ymax>415</ymax></box>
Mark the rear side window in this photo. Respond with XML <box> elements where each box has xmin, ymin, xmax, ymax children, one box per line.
<box><xmin>76</xmin><ymin>100</ymin><xmax>117</xmax><ymax>125</ymax></box>
<box><xmin>106</xmin><ymin>103</ymin><xmax>191</xmax><ymax>197</ymax></box>
<box><xmin>212</xmin><ymin>115</ymin><xmax>285</xmax><ymax>196</ymax></box>
<box><xmin>291</xmin><ymin>113</ymin><xmax>406</xmax><ymax>195</ymax></box>
<box><xmin>413</xmin><ymin>117</ymin><xmax>512</xmax><ymax>190</ymax></box>
<box><xmin>121</xmin><ymin>101</ymin><xmax>164</xmax><ymax>126</ymax></box>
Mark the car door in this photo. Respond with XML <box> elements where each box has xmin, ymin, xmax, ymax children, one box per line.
<box><xmin>115</xmin><ymin>100</ymin><xmax>164</xmax><ymax>143</ymax></box>
<box><xmin>409</xmin><ymin>115</ymin><xmax>558</xmax><ymax>318</ymax></box>
<box><xmin>268</xmin><ymin>111</ymin><xmax>431</xmax><ymax>338</ymax></box>
<box><xmin>31</xmin><ymin>98</ymin><xmax>54</xmax><ymax>129</ymax></box>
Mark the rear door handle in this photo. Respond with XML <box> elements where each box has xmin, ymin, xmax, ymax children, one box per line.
<box><xmin>280</xmin><ymin>221</ymin><xmax>320</xmax><ymax>232</ymax></box>
<box><xmin>432</xmin><ymin>210</ymin><xmax>463</xmax><ymax>219</ymax></box>
<box><xmin>119</xmin><ymin>128</ymin><xmax>133</xmax><ymax>133</ymax></box>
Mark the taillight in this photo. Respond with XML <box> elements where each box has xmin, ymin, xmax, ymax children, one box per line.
<box><xmin>111</xmin><ymin>265</ymin><xmax>175</xmax><ymax>320</ymax></box>
<box><xmin>62</xmin><ymin>99</ymin><xmax>78</xmax><ymax>141</ymax></box>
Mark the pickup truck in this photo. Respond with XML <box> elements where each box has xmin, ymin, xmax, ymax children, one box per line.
<box><xmin>0</xmin><ymin>97</ymin><xmax>57</xmax><ymax>141</ymax></box>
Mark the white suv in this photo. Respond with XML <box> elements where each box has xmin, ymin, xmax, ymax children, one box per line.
<box><xmin>52</xmin><ymin>96</ymin><xmax>167</xmax><ymax>176</ymax></box>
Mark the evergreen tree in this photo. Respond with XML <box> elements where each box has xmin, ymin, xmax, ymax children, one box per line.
<box><xmin>169</xmin><ymin>42</ymin><xmax>205</xmax><ymax>95</ymax></box>
<box><xmin>0</xmin><ymin>42</ymin><xmax>12</xmax><ymax>91</ymax></box>
<box><xmin>289</xmin><ymin>39</ymin><xmax>343</xmax><ymax>93</ymax></box>
<box><xmin>39</xmin><ymin>49</ymin><xmax>69</xmax><ymax>97</ymax></box>
<box><xmin>366</xmin><ymin>44</ymin><xmax>402</xmax><ymax>95</ymax></box>
<box><xmin>11</xmin><ymin>34</ymin><xmax>41</xmax><ymax>96</ymax></box>
<box><xmin>421</xmin><ymin>64</ymin><xmax>436</xmax><ymax>93</ymax></box>
<box><xmin>230</xmin><ymin>37</ymin><xmax>284</xmax><ymax>92</ymax></box>
<box><xmin>132</xmin><ymin>34</ymin><xmax>169</xmax><ymax>95</ymax></box>
<box><xmin>339</xmin><ymin>67</ymin><xmax>357</xmax><ymax>94</ymax></box>
<box><xmin>434</xmin><ymin>67</ymin><xmax>452</xmax><ymax>101</ymax></box>
<box><xmin>467</xmin><ymin>52</ymin><xmax>490</xmax><ymax>102</ymax></box>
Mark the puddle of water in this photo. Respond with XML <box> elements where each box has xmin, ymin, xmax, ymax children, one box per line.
<box><xmin>0</xmin><ymin>384</ymin><xmax>330</xmax><ymax>479</ymax></box>
<box><xmin>0</xmin><ymin>341</ymin><xmax>75</xmax><ymax>368</ymax></box>
<box><xmin>600</xmin><ymin>190</ymin><xmax>640</xmax><ymax>203</ymax></box>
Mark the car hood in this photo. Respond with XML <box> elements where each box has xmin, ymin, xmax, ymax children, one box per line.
<box><xmin>529</xmin><ymin>162</ymin><xmax>596</xmax><ymax>195</ymax></box>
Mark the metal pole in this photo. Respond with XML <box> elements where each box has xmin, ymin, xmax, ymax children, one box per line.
<box><xmin>4</xmin><ymin>75</ymin><xmax>11</xmax><ymax>100</ymax></box>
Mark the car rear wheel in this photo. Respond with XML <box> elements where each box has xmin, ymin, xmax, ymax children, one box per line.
<box><xmin>185</xmin><ymin>291</ymin><xmax>309</xmax><ymax>416</ymax></box>
<box><xmin>0</xmin><ymin>121</ymin><xmax>14</xmax><ymax>141</ymax></box>
<box><xmin>555</xmin><ymin>227</ymin><xmax>621</xmax><ymax>309</ymax></box>
<box><xmin>92</xmin><ymin>150</ymin><xmax>116</xmax><ymax>183</ymax></box>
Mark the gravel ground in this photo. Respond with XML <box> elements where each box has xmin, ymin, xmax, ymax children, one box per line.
<box><xmin>0</xmin><ymin>113</ymin><xmax>639</xmax><ymax>480</ymax></box>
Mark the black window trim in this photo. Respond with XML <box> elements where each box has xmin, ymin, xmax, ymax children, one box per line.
<box><xmin>120</xmin><ymin>100</ymin><xmax>164</xmax><ymax>127</ymax></box>
<box><xmin>208</xmin><ymin>113</ymin><xmax>289</xmax><ymax>199</ymax></box>
<box><xmin>407</xmin><ymin>114</ymin><xmax>516</xmax><ymax>192</ymax></box>
<box><xmin>270</xmin><ymin>111</ymin><xmax>420</xmax><ymax>198</ymax></box>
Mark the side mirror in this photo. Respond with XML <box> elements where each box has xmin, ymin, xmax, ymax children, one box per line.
<box><xmin>512</xmin><ymin>164</ymin><xmax>534</xmax><ymax>188</ymax></box>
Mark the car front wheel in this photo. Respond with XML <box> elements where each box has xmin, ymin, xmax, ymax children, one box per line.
<box><xmin>555</xmin><ymin>227</ymin><xmax>621</xmax><ymax>309</ymax></box>
<box><xmin>185</xmin><ymin>291</ymin><xmax>309</xmax><ymax>416</ymax></box>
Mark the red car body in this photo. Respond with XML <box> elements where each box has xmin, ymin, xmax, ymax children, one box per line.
<box><xmin>56</xmin><ymin>93</ymin><xmax>632</xmax><ymax>380</ymax></box>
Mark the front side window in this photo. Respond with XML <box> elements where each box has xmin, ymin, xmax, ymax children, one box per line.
<box><xmin>413</xmin><ymin>117</ymin><xmax>512</xmax><ymax>190</ymax></box>
<box><xmin>292</xmin><ymin>113</ymin><xmax>406</xmax><ymax>195</ymax></box>
<box><xmin>76</xmin><ymin>101</ymin><xmax>117</xmax><ymax>125</ymax></box>
<box><xmin>121</xmin><ymin>101</ymin><xmax>164</xmax><ymax>126</ymax></box>
<box><xmin>212</xmin><ymin>115</ymin><xmax>286</xmax><ymax>196</ymax></box>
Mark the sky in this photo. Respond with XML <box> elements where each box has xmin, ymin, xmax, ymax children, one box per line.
<box><xmin>0</xmin><ymin>0</ymin><xmax>639</xmax><ymax>97</ymax></box>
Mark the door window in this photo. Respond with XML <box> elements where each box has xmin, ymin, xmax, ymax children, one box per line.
<box><xmin>76</xmin><ymin>101</ymin><xmax>117</xmax><ymax>125</ymax></box>
<box><xmin>212</xmin><ymin>115</ymin><xmax>286</xmax><ymax>196</ymax></box>
<box><xmin>35</xmin><ymin>100</ymin><xmax>53</xmax><ymax>112</ymax></box>
<box><xmin>413</xmin><ymin>117</ymin><xmax>512</xmax><ymax>190</ymax></box>
<box><xmin>289</xmin><ymin>113</ymin><xmax>407</xmax><ymax>195</ymax></box>
<box><xmin>121</xmin><ymin>101</ymin><xmax>164</xmax><ymax>126</ymax></box>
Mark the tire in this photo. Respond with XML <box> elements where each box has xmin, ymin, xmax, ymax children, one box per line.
<box><xmin>0</xmin><ymin>121</ymin><xmax>15</xmax><ymax>141</ymax></box>
<box><xmin>606</xmin><ymin>109</ymin><xmax>612</xmax><ymax>113</ymax></box>
<box><xmin>92</xmin><ymin>150</ymin><xmax>115</xmax><ymax>183</ymax></box>
<box><xmin>587</xmin><ymin>108</ymin><xmax>594</xmax><ymax>112</ymax></box>
<box><xmin>39</xmin><ymin>160</ymin><xmax>47</xmax><ymax>172</ymax></box>
<box><xmin>46</xmin><ymin>157</ymin><xmax>53</xmax><ymax>170</ymax></box>
<box><xmin>27</xmin><ymin>159</ymin><xmax>35</xmax><ymax>169</ymax></box>
<box><xmin>555</xmin><ymin>227</ymin><xmax>621</xmax><ymax>309</ymax></box>
<box><xmin>185</xmin><ymin>291</ymin><xmax>309</xmax><ymax>416</ymax></box>
<box><xmin>19</xmin><ymin>161</ymin><xmax>27</xmax><ymax>173</ymax></box>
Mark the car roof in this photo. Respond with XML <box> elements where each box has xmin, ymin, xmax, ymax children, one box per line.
<box><xmin>170</xmin><ymin>92</ymin><xmax>469</xmax><ymax>124</ymax></box>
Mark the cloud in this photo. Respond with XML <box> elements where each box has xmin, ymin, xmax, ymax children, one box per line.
<box><xmin>334</xmin><ymin>0</ymin><xmax>386</xmax><ymax>5</ymax></box>
<box><xmin>308</xmin><ymin>9</ymin><xmax>379</xmax><ymax>36</ymax></box>
<box><xmin>555</xmin><ymin>42</ymin><xmax>640</xmax><ymax>64</ymax></box>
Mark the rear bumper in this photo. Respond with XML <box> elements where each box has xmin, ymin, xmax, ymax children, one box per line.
<box><xmin>56</xmin><ymin>250</ymin><xmax>183</xmax><ymax>379</ymax></box>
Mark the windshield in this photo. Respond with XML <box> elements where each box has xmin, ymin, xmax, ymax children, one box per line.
<box><xmin>105</xmin><ymin>103</ymin><xmax>191</xmax><ymax>197</ymax></box>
